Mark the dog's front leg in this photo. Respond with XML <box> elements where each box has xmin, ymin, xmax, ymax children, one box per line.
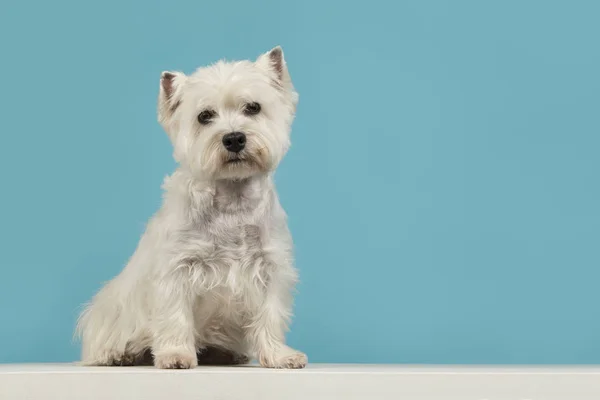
<box><xmin>150</xmin><ymin>270</ymin><xmax>198</xmax><ymax>369</ymax></box>
<box><xmin>244</xmin><ymin>275</ymin><xmax>307</xmax><ymax>369</ymax></box>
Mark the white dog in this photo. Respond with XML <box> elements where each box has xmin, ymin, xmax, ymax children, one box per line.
<box><xmin>76</xmin><ymin>47</ymin><xmax>306</xmax><ymax>369</ymax></box>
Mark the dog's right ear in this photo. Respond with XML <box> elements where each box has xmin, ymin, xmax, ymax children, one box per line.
<box><xmin>158</xmin><ymin>71</ymin><xmax>186</xmax><ymax>137</ymax></box>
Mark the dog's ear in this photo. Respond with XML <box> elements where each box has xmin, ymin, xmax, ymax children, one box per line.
<box><xmin>256</xmin><ymin>47</ymin><xmax>296</xmax><ymax>97</ymax></box>
<box><xmin>256</xmin><ymin>46</ymin><xmax>286</xmax><ymax>80</ymax></box>
<box><xmin>257</xmin><ymin>46</ymin><xmax>298</xmax><ymax>109</ymax></box>
<box><xmin>158</xmin><ymin>71</ymin><xmax>186</xmax><ymax>137</ymax></box>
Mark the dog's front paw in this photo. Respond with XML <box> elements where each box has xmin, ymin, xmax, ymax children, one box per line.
<box><xmin>259</xmin><ymin>347</ymin><xmax>307</xmax><ymax>369</ymax></box>
<box><xmin>154</xmin><ymin>349</ymin><xmax>198</xmax><ymax>369</ymax></box>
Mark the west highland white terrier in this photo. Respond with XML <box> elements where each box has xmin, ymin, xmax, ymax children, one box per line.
<box><xmin>76</xmin><ymin>47</ymin><xmax>306</xmax><ymax>369</ymax></box>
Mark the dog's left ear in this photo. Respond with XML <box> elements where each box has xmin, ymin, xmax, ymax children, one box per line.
<box><xmin>256</xmin><ymin>46</ymin><xmax>297</xmax><ymax>105</ymax></box>
<box><xmin>256</xmin><ymin>46</ymin><xmax>287</xmax><ymax>81</ymax></box>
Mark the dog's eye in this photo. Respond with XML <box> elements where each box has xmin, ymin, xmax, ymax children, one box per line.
<box><xmin>243</xmin><ymin>102</ymin><xmax>261</xmax><ymax>116</ymax></box>
<box><xmin>197</xmin><ymin>110</ymin><xmax>216</xmax><ymax>125</ymax></box>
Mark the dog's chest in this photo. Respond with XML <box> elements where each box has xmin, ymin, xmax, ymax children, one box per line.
<box><xmin>185</xmin><ymin>178</ymin><xmax>273</xmax><ymax>296</ymax></box>
<box><xmin>191</xmin><ymin>220</ymin><xmax>269</xmax><ymax>307</ymax></box>
<box><xmin>191</xmin><ymin>210</ymin><xmax>269</xmax><ymax>294</ymax></box>
<box><xmin>209</xmin><ymin>217</ymin><xmax>263</xmax><ymax>259</ymax></box>
<box><xmin>205</xmin><ymin>179</ymin><xmax>268</xmax><ymax>259</ymax></box>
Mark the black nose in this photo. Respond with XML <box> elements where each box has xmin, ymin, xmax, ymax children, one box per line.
<box><xmin>222</xmin><ymin>132</ymin><xmax>246</xmax><ymax>153</ymax></box>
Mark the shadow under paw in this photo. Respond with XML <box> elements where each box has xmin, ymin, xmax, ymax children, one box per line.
<box><xmin>197</xmin><ymin>346</ymin><xmax>249</xmax><ymax>366</ymax></box>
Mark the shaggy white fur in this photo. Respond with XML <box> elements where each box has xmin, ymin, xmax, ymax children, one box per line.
<box><xmin>76</xmin><ymin>47</ymin><xmax>306</xmax><ymax>369</ymax></box>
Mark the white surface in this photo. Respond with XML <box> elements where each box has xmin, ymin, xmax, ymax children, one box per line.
<box><xmin>1</xmin><ymin>363</ymin><xmax>600</xmax><ymax>400</ymax></box>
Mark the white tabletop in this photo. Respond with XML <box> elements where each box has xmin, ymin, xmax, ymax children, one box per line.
<box><xmin>1</xmin><ymin>363</ymin><xmax>599</xmax><ymax>399</ymax></box>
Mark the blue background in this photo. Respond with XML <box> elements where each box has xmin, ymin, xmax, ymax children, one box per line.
<box><xmin>0</xmin><ymin>0</ymin><xmax>599</xmax><ymax>364</ymax></box>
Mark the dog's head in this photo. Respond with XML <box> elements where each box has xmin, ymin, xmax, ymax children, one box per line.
<box><xmin>158</xmin><ymin>47</ymin><xmax>298</xmax><ymax>180</ymax></box>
